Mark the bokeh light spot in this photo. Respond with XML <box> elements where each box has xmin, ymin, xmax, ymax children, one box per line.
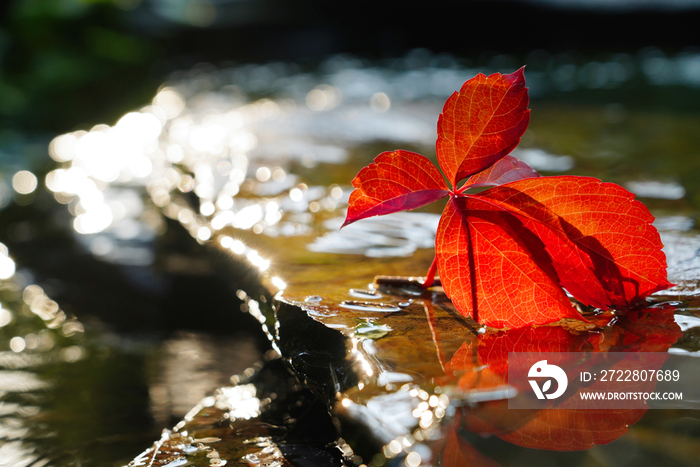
<box><xmin>12</xmin><ymin>171</ymin><xmax>38</xmax><ymax>195</ymax></box>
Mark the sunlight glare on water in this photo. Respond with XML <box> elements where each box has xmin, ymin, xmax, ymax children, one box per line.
<box><xmin>0</xmin><ymin>241</ymin><xmax>88</xmax><ymax>467</ymax></box>
<box><xmin>0</xmin><ymin>244</ymin><xmax>16</xmax><ymax>280</ymax></box>
<box><xmin>11</xmin><ymin>171</ymin><xmax>38</xmax><ymax>195</ymax></box>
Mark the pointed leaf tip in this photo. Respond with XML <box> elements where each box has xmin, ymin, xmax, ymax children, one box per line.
<box><xmin>437</xmin><ymin>68</ymin><xmax>531</xmax><ymax>188</ymax></box>
<box><xmin>503</xmin><ymin>66</ymin><xmax>526</xmax><ymax>85</ymax></box>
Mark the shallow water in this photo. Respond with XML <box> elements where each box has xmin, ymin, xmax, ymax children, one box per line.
<box><xmin>2</xmin><ymin>49</ymin><xmax>700</xmax><ymax>466</ymax></box>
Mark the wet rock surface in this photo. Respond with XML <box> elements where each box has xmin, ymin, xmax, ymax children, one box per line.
<box><xmin>129</xmin><ymin>358</ymin><xmax>351</xmax><ymax>467</ymax></box>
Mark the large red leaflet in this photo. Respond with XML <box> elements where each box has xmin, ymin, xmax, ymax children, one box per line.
<box><xmin>472</xmin><ymin>177</ymin><xmax>674</xmax><ymax>309</ymax></box>
<box><xmin>437</xmin><ymin>68</ymin><xmax>530</xmax><ymax>188</ymax></box>
<box><xmin>436</xmin><ymin>196</ymin><xmax>581</xmax><ymax>328</ymax></box>
<box><xmin>342</xmin><ymin>150</ymin><xmax>449</xmax><ymax>227</ymax></box>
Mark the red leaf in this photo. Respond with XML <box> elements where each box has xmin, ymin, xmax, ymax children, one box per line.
<box><xmin>342</xmin><ymin>150</ymin><xmax>449</xmax><ymax>227</ymax></box>
<box><xmin>436</xmin><ymin>196</ymin><xmax>581</xmax><ymax>328</ymax></box>
<box><xmin>473</xmin><ymin>176</ymin><xmax>673</xmax><ymax>309</ymax></box>
<box><xmin>343</xmin><ymin>69</ymin><xmax>673</xmax><ymax>329</ymax></box>
<box><xmin>437</xmin><ymin>68</ymin><xmax>530</xmax><ymax>188</ymax></box>
<box><xmin>463</xmin><ymin>155</ymin><xmax>539</xmax><ymax>189</ymax></box>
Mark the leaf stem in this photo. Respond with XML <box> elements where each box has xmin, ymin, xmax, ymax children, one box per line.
<box><xmin>455</xmin><ymin>183</ymin><xmax>469</xmax><ymax>195</ymax></box>
<box><xmin>422</xmin><ymin>256</ymin><xmax>438</xmax><ymax>289</ymax></box>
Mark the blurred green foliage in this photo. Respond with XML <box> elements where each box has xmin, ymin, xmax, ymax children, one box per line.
<box><xmin>0</xmin><ymin>0</ymin><xmax>159</xmax><ymax>133</ymax></box>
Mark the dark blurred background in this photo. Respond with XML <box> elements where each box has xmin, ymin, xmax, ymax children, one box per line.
<box><xmin>1</xmin><ymin>0</ymin><xmax>699</xmax><ymax>136</ymax></box>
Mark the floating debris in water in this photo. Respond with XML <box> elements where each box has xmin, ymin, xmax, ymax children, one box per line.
<box><xmin>349</xmin><ymin>288</ymin><xmax>383</xmax><ymax>299</ymax></box>
<box><xmin>339</xmin><ymin>300</ymin><xmax>401</xmax><ymax>312</ymax></box>
<box><xmin>374</xmin><ymin>275</ymin><xmax>439</xmax><ymax>295</ymax></box>
<box><xmin>355</xmin><ymin>322</ymin><xmax>392</xmax><ymax>339</ymax></box>
<box><xmin>192</xmin><ymin>437</ymin><xmax>221</xmax><ymax>443</ymax></box>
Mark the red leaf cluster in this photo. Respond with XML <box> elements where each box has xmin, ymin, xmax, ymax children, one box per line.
<box><xmin>343</xmin><ymin>69</ymin><xmax>673</xmax><ymax>328</ymax></box>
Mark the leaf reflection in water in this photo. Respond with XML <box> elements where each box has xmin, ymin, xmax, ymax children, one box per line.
<box><xmin>428</xmin><ymin>303</ymin><xmax>682</xmax><ymax>458</ymax></box>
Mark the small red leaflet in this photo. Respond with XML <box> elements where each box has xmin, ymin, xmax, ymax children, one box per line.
<box><xmin>342</xmin><ymin>68</ymin><xmax>673</xmax><ymax>329</ymax></box>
